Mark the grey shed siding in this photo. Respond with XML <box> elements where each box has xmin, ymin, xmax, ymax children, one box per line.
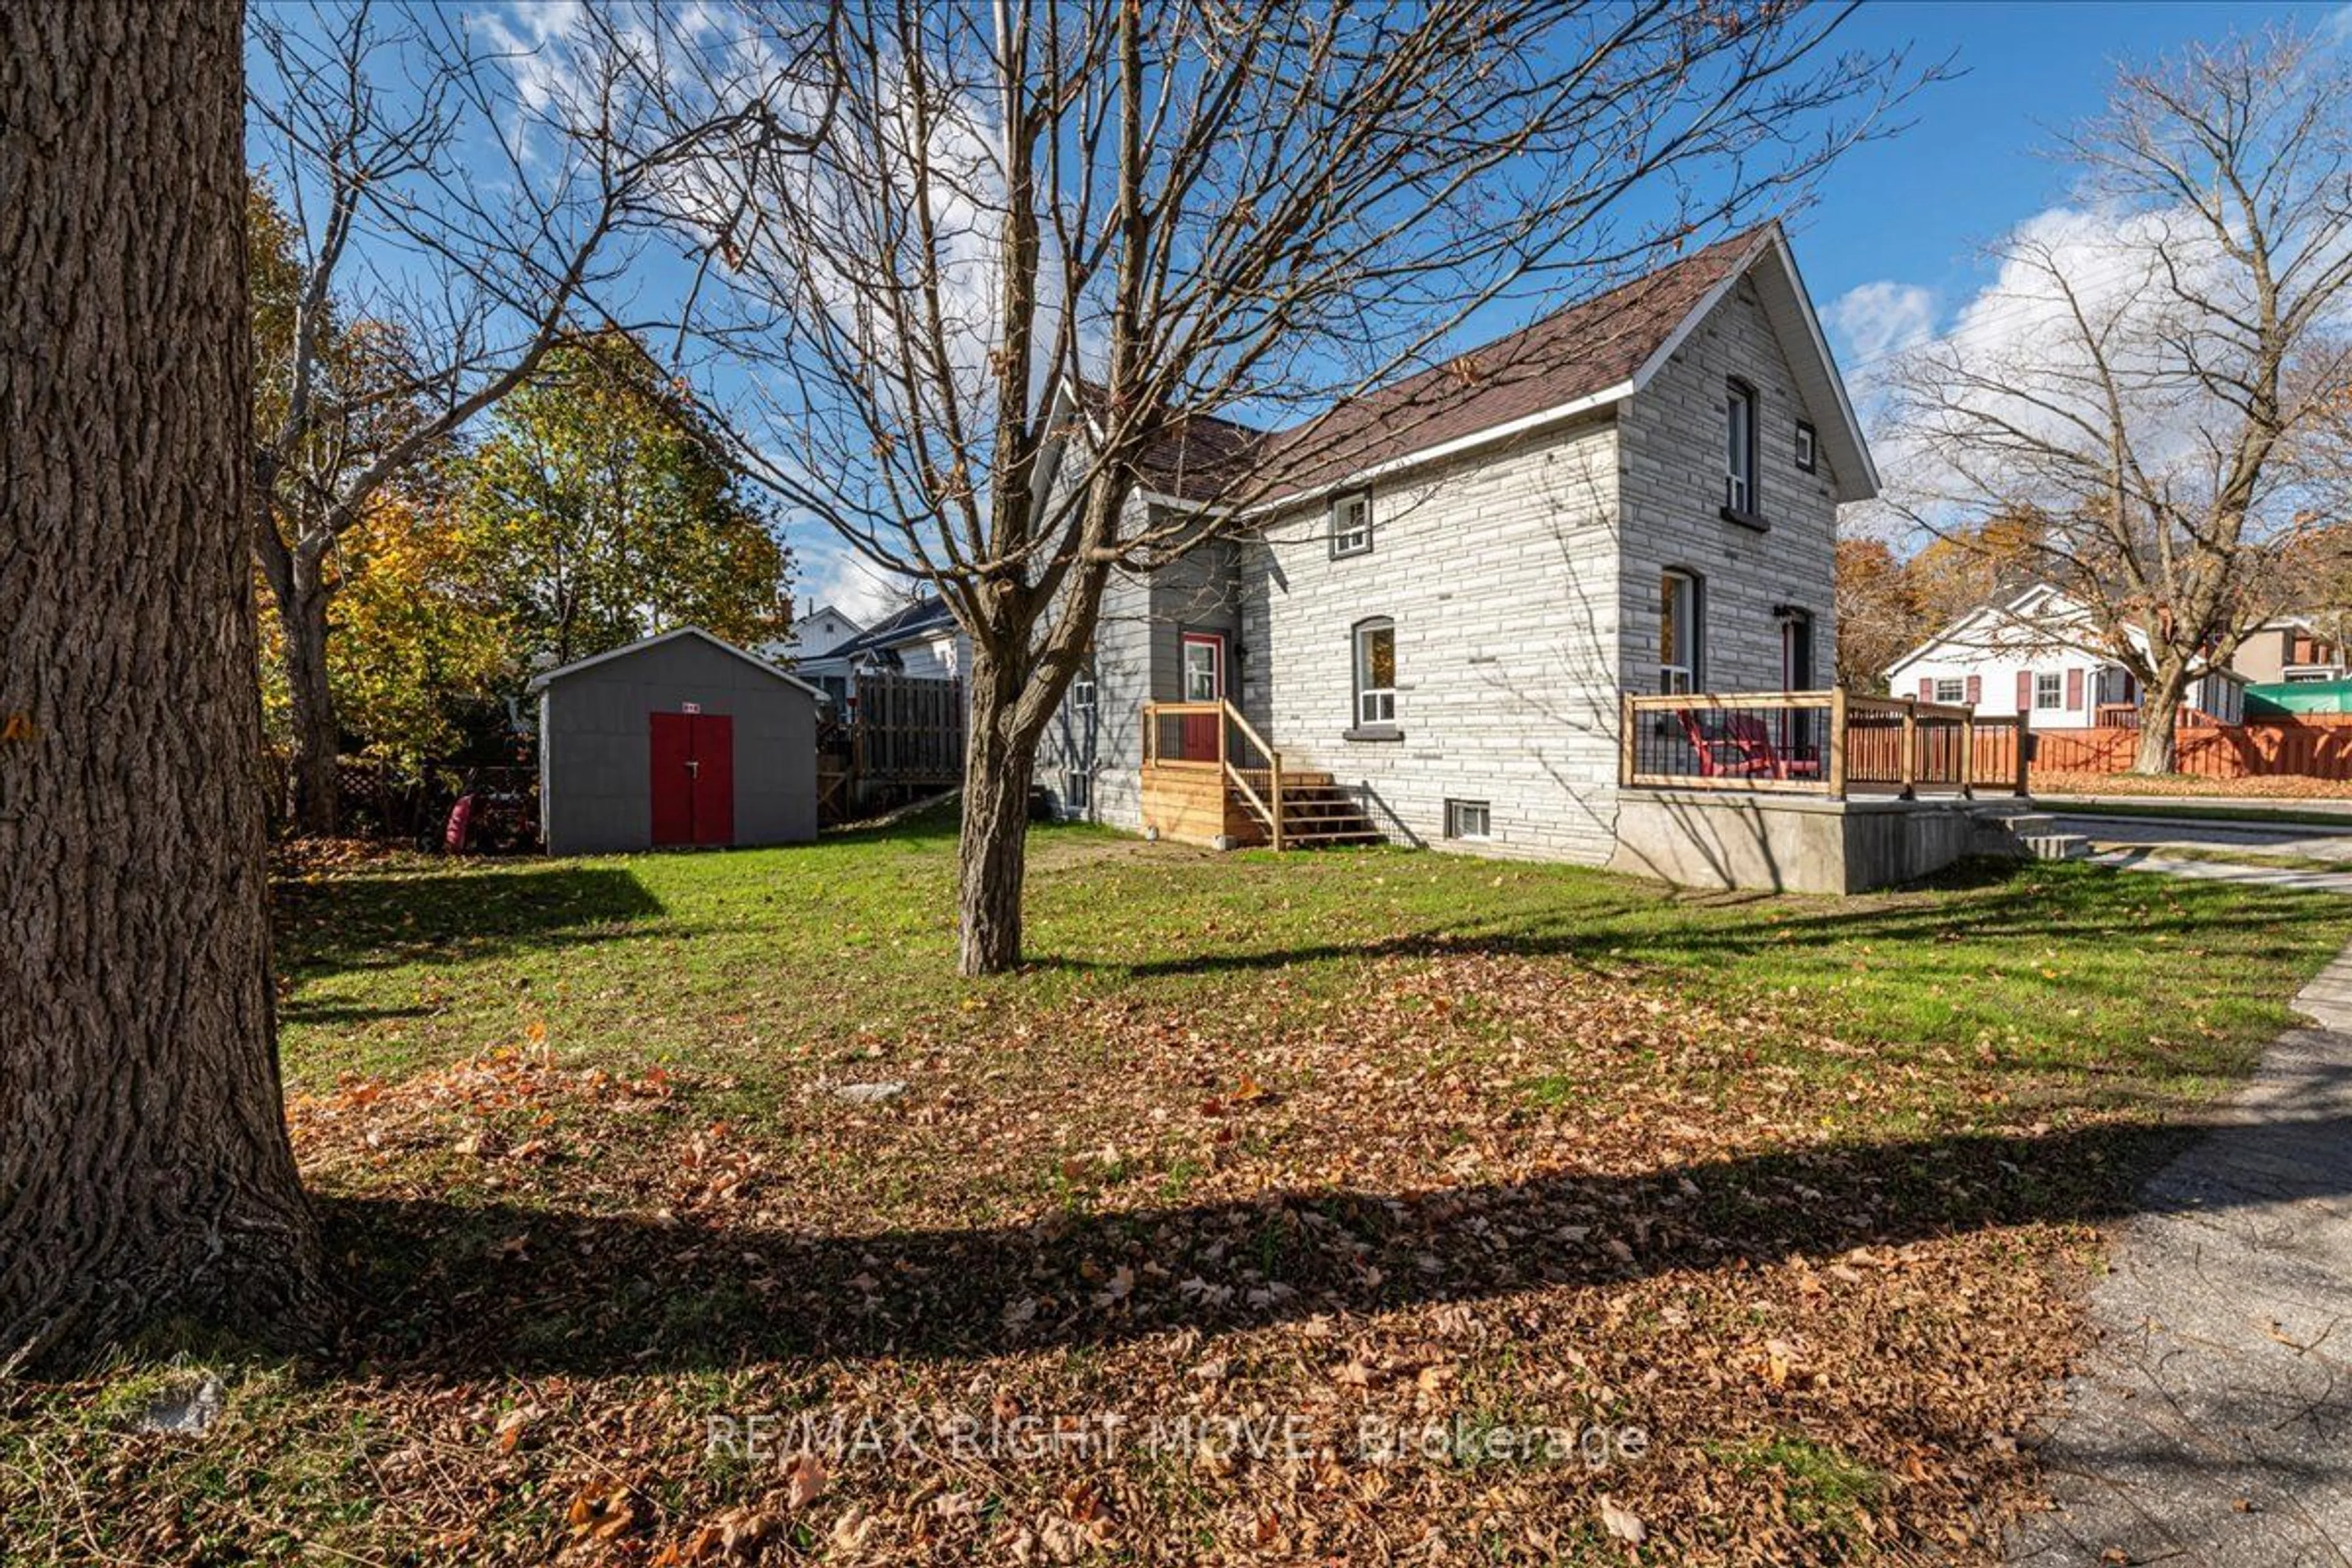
<box><xmin>537</xmin><ymin>635</ymin><xmax>819</xmax><ymax>856</ymax></box>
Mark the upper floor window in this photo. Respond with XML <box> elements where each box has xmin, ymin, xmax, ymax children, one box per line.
<box><xmin>1795</xmin><ymin>420</ymin><xmax>1817</xmax><ymax>474</ymax></box>
<box><xmin>1659</xmin><ymin>570</ymin><xmax>1702</xmax><ymax>694</ymax></box>
<box><xmin>1353</xmin><ymin>617</ymin><xmax>1396</xmax><ymax>726</ymax></box>
<box><xmin>1331</xmin><ymin>492</ymin><xmax>1373</xmax><ymax>558</ymax></box>
<box><xmin>1725</xmin><ymin>380</ymin><xmax>1758</xmax><ymax>515</ymax></box>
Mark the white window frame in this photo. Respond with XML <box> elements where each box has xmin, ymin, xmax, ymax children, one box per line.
<box><xmin>1659</xmin><ymin>570</ymin><xmax>1702</xmax><ymax>694</ymax></box>
<box><xmin>1933</xmin><ymin>677</ymin><xmax>1966</xmax><ymax>705</ymax></box>
<box><xmin>1794</xmin><ymin>420</ymin><xmax>1817</xmax><ymax>473</ymax></box>
<box><xmin>1725</xmin><ymin>380</ymin><xmax>1757</xmax><ymax>514</ymax></box>
<box><xmin>1353</xmin><ymin>617</ymin><xmax>1396</xmax><ymax>727</ymax></box>
<box><xmin>2034</xmin><ymin>671</ymin><xmax>2063</xmax><ymax>711</ymax></box>
<box><xmin>1330</xmin><ymin>491</ymin><xmax>1373</xmax><ymax>558</ymax></box>
<box><xmin>1179</xmin><ymin>633</ymin><xmax>1223</xmax><ymax>704</ymax></box>
<box><xmin>1444</xmin><ymin>799</ymin><xmax>1491</xmax><ymax>841</ymax></box>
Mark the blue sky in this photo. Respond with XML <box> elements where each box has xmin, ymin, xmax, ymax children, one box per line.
<box><xmin>247</xmin><ymin>2</ymin><xmax>2350</xmax><ymax>625</ymax></box>
<box><xmin>1800</xmin><ymin>1</ymin><xmax>2345</xmax><ymax>371</ymax></box>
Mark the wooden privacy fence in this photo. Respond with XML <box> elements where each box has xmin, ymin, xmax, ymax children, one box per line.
<box><xmin>813</xmin><ymin>672</ymin><xmax>964</xmax><ymax>823</ymax></box>
<box><xmin>2034</xmin><ymin>713</ymin><xmax>2352</xmax><ymax>782</ymax></box>
<box><xmin>852</xmin><ymin>671</ymin><xmax>965</xmax><ymax>783</ymax></box>
<box><xmin>1620</xmin><ymin>689</ymin><xmax>2029</xmax><ymax>799</ymax></box>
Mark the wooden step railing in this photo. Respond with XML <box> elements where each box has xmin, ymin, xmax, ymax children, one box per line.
<box><xmin>1143</xmin><ymin>699</ymin><xmax>1289</xmax><ymax>848</ymax></box>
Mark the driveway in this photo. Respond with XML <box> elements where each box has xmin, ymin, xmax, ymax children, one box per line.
<box><xmin>2009</xmin><ymin>947</ymin><xmax>2352</xmax><ymax>1566</ymax></box>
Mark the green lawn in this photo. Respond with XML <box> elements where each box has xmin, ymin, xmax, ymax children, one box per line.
<box><xmin>277</xmin><ymin>806</ymin><xmax>2337</xmax><ymax>1107</ymax></box>
<box><xmin>9</xmin><ymin>816</ymin><xmax>2350</xmax><ymax>1567</ymax></box>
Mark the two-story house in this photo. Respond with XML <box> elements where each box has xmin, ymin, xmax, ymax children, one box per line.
<box><xmin>1039</xmin><ymin>221</ymin><xmax>1876</xmax><ymax>865</ymax></box>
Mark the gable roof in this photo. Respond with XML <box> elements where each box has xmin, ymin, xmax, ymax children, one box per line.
<box><xmin>1882</xmin><ymin>583</ymin><xmax>2239</xmax><ymax>682</ymax></box>
<box><xmin>1098</xmin><ymin>222</ymin><xmax>1876</xmax><ymax>509</ymax></box>
<box><xmin>527</xmin><ymin>626</ymin><xmax>824</xmax><ymax>698</ymax></box>
<box><xmin>814</xmin><ymin>594</ymin><xmax>957</xmax><ymax>663</ymax></box>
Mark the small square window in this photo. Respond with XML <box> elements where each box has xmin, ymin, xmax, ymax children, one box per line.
<box><xmin>1446</xmin><ymin>799</ymin><xmax>1491</xmax><ymax>840</ymax></box>
<box><xmin>1330</xmin><ymin>492</ymin><xmax>1373</xmax><ymax>557</ymax></box>
<box><xmin>1795</xmin><ymin>421</ymin><xmax>1817</xmax><ymax>473</ymax></box>
<box><xmin>1933</xmin><ymin>677</ymin><xmax>1966</xmax><ymax>704</ymax></box>
<box><xmin>2034</xmin><ymin>671</ymin><xmax>2062</xmax><ymax>710</ymax></box>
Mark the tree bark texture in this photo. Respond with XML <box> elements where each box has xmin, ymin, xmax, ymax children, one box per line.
<box><xmin>957</xmin><ymin>646</ymin><xmax>1038</xmax><ymax>978</ymax></box>
<box><xmin>0</xmin><ymin>0</ymin><xmax>328</xmax><ymax>1368</ymax></box>
<box><xmin>2134</xmin><ymin>666</ymin><xmax>2186</xmax><ymax>775</ymax></box>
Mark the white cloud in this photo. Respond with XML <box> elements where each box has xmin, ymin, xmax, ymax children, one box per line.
<box><xmin>794</xmin><ymin>539</ymin><xmax>913</xmax><ymax>627</ymax></box>
<box><xmin>1825</xmin><ymin>281</ymin><xmax>1937</xmax><ymax>367</ymax></box>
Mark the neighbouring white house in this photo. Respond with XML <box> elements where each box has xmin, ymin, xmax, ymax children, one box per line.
<box><xmin>1032</xmin><ymin>220</ymin><xmax>1891</xmax><ymax>881</ymax></box>
<box><xmin>761</xmin><ymin>601</ymin><xmax>864</xmax><ymax>667</ymax></box>
<box><xmin>793</xmin><ymin>594</ymin><xmax>970</xmax><ymax>713</ymax></box>
<box><xmin>1884</xmin><ymin>583</ymin><xmax>2247</xmax><ymax>731</ymax></box>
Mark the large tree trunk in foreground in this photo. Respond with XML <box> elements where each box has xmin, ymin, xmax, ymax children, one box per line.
<box><xmin>957</xmin><ymin>649</ymin><xmax>1039</xmax><ymax>978</ymax></box>
<box><xmin>0</xmin><ymin>0</ymin><xmax>328</xmax><ymax>1369</ymax></box>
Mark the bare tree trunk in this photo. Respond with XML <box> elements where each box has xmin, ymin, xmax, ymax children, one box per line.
<box><xmin>277</xmin><ymin>567</ymin><xmax>341</xmax><ymax>837</ymax></box>
<box><xmin>956</xmin><ymin>646</ymin><xmax>1036</xmax><ymax>977</ymax></box>
<box><xmin>2134</xmin><ymin>668</ymin><xmax>2185</xmax><ymax>774</ymax></box>
<box><xmin>0</xmin><ymin>0</ymin><xmax>328</xmax><ymax>1369</ymax></box>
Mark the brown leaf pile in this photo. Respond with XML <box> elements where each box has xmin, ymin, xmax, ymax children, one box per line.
<box><xmin>13</xmin><ymin>951</ymin><xmax>2150</xmax><ymax>1565</ymax></box>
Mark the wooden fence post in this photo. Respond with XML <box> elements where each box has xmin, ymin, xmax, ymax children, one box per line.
<box><xmin>1827</xmin><ymin>687</ymin><xmax>1850</xmax><ymax>800</ymax></box>
<box><xmin>1270</xmin><ymin>749</ymin><xmax>1284</xmax><ymax>850</ymax></box>
<box><xmin>1618</xmin><ymin>692</ymin><xmax>1637</xmax><ymax>787</ymax></box>
<box><xmin>1958</xmin><ymin>706</ymin><xmax>1977</xmax><ymax>799</ymax></box>
<box><xmin>2013</xmin><ymin>709</ymin><xmax>2031</xmax><ymax>797</ymax></box>
<box><xmin>1898</xmin><ymin>699</ymin><xmax>1918</xmax><ymax>800</ymax></box>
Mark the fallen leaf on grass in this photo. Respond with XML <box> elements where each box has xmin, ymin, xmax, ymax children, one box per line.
<box><xmin>1599</xmin><ymin>1494</ymin><xmax>1646</xmax><ymax>1545</ymax></box>
<box><xmin>567</xmin><ymin>1480</ymin><xmax>636</xmax><ymax>1542</ymax></box>
<box><xmin>784</xmin><ymin>1449</ymin><xmax>827</xmax><ymax>1509</ymax></box>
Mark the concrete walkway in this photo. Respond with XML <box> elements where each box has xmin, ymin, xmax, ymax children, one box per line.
<box><xmin>2008</xmin><ymin>944</ymin><xmax>2352</xmax><ymax>1566</ymax></box>
<box><xmin>2086</xmin><ymin>848</ymin><xmax>2352</xmax><ymax>895</ymax></box>
<box><xmin>2064</xmin><ymin>814</ymin><xmax>2352</xmax><ymax>865</ymax></box>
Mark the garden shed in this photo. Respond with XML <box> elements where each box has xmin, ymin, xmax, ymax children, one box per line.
<box><xmin>530</xmin><ymin>628</ymin><xmax>821</xmax><ymax>856</ymax></box>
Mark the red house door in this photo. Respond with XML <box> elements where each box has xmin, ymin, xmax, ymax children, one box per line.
<box><xmin>1178</xmin><ymin>632</ymin><xmax>1224</xmax><ymax>761</ymax></box>
<box><xmin>649</xmin><ymin>712</ymin><xmax>736</xmax><ymax>848</ymax></box>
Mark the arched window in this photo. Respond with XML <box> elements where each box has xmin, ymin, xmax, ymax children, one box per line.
<box><xmin>1352</xmin><ymin>617</ymin><xmax>1396</xmax><ymax>727</ymax></box>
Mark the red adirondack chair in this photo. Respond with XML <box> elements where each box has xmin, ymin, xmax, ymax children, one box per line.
<box><xmin>1676</xmin><ymin>709</ymin><xmax>1821</xmax><ymax>780</ymax></box>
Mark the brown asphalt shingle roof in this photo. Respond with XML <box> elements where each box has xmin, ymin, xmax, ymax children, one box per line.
<box><xmin>1111</xmin><ymin>225</ymin><xmax>1768</xmax><ymax>505</ymax></box>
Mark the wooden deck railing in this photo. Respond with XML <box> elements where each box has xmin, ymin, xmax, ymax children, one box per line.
<box><xmin>1620</xmin><ymin>688</ymin><xmax>2030</xmax><ymax>800</ymax></box>
<box><xmin>1142</xmin><ymin>700</ymin><xmax>1289</xmax><ymax>848</ymax></box>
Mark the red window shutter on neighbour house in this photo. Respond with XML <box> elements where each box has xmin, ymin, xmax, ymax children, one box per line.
<box><xmin>1918</xmin><ymin>676</ymin><xmax>1932</xmax><ymax>701</ymax></box>
<box><xmin>2016</xmin><ymin>671</ymin><xmax>2032</xmax><ymax>712</ymax></box>
<box><xmin>1965</xmin><ymin>674</ymin><xmax>1982</xmax><ymax>705</ymax></box>
<box><xmin>2067</xmin><ymin>668</ymin><xmax>2084</xmax><ymax>710</ymax></box>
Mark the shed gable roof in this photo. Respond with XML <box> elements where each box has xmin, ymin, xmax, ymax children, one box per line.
<box><xmin>528</xmin><ymin>627</ymin><xmax>824</xmax><ymax>698</ymax></box>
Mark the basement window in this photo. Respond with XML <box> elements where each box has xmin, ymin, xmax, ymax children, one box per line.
<box><xmin>1445</xmin><ymin>799</ymin><xmax>1491</xmax><ymax>841</ymax></box>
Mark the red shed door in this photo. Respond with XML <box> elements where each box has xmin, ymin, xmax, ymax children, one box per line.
<box><xmin>690</xmin><ymin>713</ymin><xmax>734</xmax><ymax>846</ymax></box>
<box><xmin>650</xmin><ymin>712</ymin><xmax>696</xmax><ymax>846</ymax></box>
<box><xmin>650</xmin><ymin>712</ymin><xmax>736</xmax><ymax>848</ymax></box>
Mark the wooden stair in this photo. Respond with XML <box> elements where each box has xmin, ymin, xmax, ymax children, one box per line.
<box><xmin>1232</xmin><ymin>771</ymin><xmax>1384</xmax><ymax>849</ymax></box>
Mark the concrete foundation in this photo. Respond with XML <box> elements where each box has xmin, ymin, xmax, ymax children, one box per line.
<box><xmin>1608</xmin><ymin>790</ymin><xmax>1995</xmax><ymax>895</ymax></box>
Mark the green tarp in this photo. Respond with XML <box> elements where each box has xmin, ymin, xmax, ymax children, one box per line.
<box><xmin>2246</xmin><ymin>679</ymin><xmax>2352</xmax><ymax>717</ymax></box>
